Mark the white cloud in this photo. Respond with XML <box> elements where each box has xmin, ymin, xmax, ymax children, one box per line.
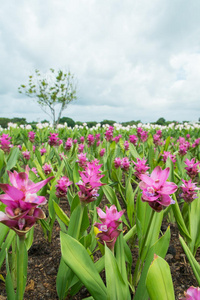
<box><xmin>0</xmin><ymin>0</ymin><xmax>200</xmax><ymax>123</ymax></box>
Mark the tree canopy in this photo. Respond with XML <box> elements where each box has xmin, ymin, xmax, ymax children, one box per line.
<box><xmin>18</xmin><ymin>68</ymin><xmax>77</xmax><ymax>126</ymax></box>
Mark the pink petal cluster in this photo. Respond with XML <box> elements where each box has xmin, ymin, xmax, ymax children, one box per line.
<box><xmin>77</xmin><ymin>153</ymin><xmax>88</xmax><ymax>168</ymax></box>
<box><xmin>162</xmin><ymin>151</ymin><xmax>176</xmax><ymax>164</ymax></box>
<box><xmin>28</xmin><ymin>131</ymin><xmax>36</xmax><ymax>143</ymax></box>
<box><xmin>48</xmin><ymin>133</ymin><xmax>62</xmax><ymax>147</ymax></box>
<box><xmin>76</xmin><ymin>160</ymin><xmax>104</xmax><ymax>203</ymax></box>
<box><xmin>40</xmin><ymin>147</ymin><xmax>47</xmax><ymax>156</ymax></box>
<box><xmin>55</xmin><ymin>176</ymin><xmax>73</xmax><ymax>198</ymax></box>
<box><xmin>132</xmin><ymin>158</ymin><xmax>149</xmax><ymax>179</ymax></box>
<box><xmin>129</xmin><ymin>134</ymin><xmax>138</xmax><ymax>146</ymax></box>
<box><xmin>184</xmin><ymin>158</ymin><xmax>200</xmax><ymax>179</ymax></box>
<box><xmin>137</xmin><ymin>127</ymin><xmax>148</xmax><ymax>142</ymax></box>
<box><xmin>104</xmin><ymin>126</ymin><xmax>114</xmax><ymax>141</ymax></box>
<box><xmin>99</xmin><ymin>148</ymin><xmax>106</xmax><ymax>157</ymax></box>
<box><xmin>139</xmin><ymin>166</ymin><xmax>177</xmax><ymax>212</ymax></box>
<box><xmin>153</xmin><ymin>134</ymin><xmax>162</xmax><ymax>146</ymax></box>
<box><xmin>22</xmin><ymin>150</ymin><xmax>31</xmax><ymax>160</ymax></box>
<box><xmin>124</xmin><ymin>140</ymin><xmax>129</xmax><ymax>151</ymax></box>
<box><xmin>65</xmin><ymin>138</ymin><xmax>73</xmax><ymax>151</ymax></box>
<box><xmin>121</xmin><ymin>157</ymin><xmax>130</xmax><ymax>171</ymax></box>
<box><xmin>114</xmin><ymin>157</ymin><xmax>122</xmax><ymax>169</ymax></box>
<box><xmin>78</xmin><ymin>143</ymin><xmax>85</xmax><ymax>153</ymax></box>
<box><xmin>87</xmin><ymin>134</ymin><xmax>95</xmax><ymax>146</ymax></box>
<box><xmin>180</xmin><ymin>286</ymin><xmax>200</xmax><ymax>300</ymax></box>
<box><xmin>0</xmin><ymin>166</ymin><xmax>54</xmax><ymax>236</ymax></box>
<box><xmin>113</xmin><ymin>135</ymin><xmax>122</xmax><ymax>143</ymax></box>
<box><xmin>94</xmin><ymin>205</ymin><xmax>125</xmax><ymax>251</ymax></box>
<box><xmin>0</xmin><ymin>133</ymin><xmax>11</xmax><ymax>153</ymax></box>
<box><xmin>42</xmin><ymin>163</ymin><xmax>52</xmax><ymax>175</ymax></box>
<box><xmin>180</xmin><ymin>179</ymin><xmax>199</xmax><ymax>203</ymax></box>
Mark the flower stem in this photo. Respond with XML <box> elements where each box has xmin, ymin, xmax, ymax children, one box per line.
<box><xmin>16</xmin><ymin>235</ymin><xmax>26</xmax><ymax>300</ymax></box>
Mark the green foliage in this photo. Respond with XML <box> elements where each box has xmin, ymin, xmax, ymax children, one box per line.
<box><xmin>59</xmin><ymin>117</ymin><xmax>75</xmax><ymax>127</ymax></box>
<box><xmin>18</xmin><ymin>68</ymin><xmax>77</xmax><ymax>126</ymax></box>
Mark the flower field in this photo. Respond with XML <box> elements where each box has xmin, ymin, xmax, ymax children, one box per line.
<box><xmin>0</xmin><ymin>121</ymin><xmax>200</xmax><ymax>300</ymax></box>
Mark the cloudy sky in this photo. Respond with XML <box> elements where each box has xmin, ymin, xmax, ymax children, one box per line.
<box><xmin>0</xmin><ymin>0</ymin><xmax>200</xmax><ymax>124</ymax></box>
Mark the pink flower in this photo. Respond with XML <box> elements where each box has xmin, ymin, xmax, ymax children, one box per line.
<box><xmin>121</xmin><ymin>157</ymin><xmax>130</xmax><ymax>171</ymax></box>
<box><xmin>0</xmin><ymin>134</ymin><xmax>11</xmax><ymax>153</ymax></box>
<box><xmin>95</xmin><ymin>133</ymin><xmax>101</xmax><ymax>141</ymax></box>
<box><xmin>180</xmin><ymin>179</ymin><xmax>199</xmax><ymax>203</ymax></box>
<box><xmin>77</xmin><ymin>153</ymin><xmax>88</xmax><ymax>168</ymax></box>
<box><xmin>48</xmin><ymin>133</ymin><xmax>61</xmax><ymax>147</ymax></box>
<box><xmin>80</xmin><ymin>136</ymin><xmax>85</xmax><ymax>143</ymax></box>
<box><xmin>129</xmin><ymin>134</ymin><xmax>138</xmax><ymax>146</ymax></box>
<box><xmin>140</xmin><ymin>131</ymin><xmax>148</xmax><ymax>142</ymax></box>
<box><xmin>104</xmin><ymin>126</ymin><xmax>114</xmax><ymax>141</ymax></box>
<box><xmin>139</xmin><ymin>166</ymin><xmax>177</xmax><ymax>212</ymax></box>
<box><xmin>55</xmin><ymin>176</ymin><xmax>73</xmax><ymax>198</ymax></box>
<box><xmin>180</xmin><ymin>286</ymin><xmax>200</xmax><ymax>300</ymax></box>
<box><xmin>114</xmin><ymin>157</ymin><xmax>122</xmax><ymax>169</ymax></box>
<box><xmin>133</xmin><ymin>158</ymin><xmax>149</xmax><ymax>179</ymax></box>
<box><xmin>87</xmin><ymin>134</ymin><xmax>95</xmax><ymax>146</ymax></box>
<box><xmin>124</xmin><ymin>141</ymin><xmax>129</xmax><ymax>151</ymax></box>
<box><xmin>100</xmin><ymin>148</ymin><xmax>106</xmax><ymax>157</ymax></box>
<box><xmin>0</xmin><ymin>166</ymin><xmax>54</xmax><ymax>235</ymax></box>
<box><xmin>40</xmin><ymin>147</ymin><xmax>47</xmax><ymax>156</ymax></box>
<box><xmin>94</xmin><ymin>205</ymin><xmax>125</xmax><ymax>251</ymax></box>
<box><xmin>153</xmin><ymin>134</ymin><xmax>162</xmax><ymax>146</ymax></box>
<box><xmin>65</xmin><ymin>138</ymin><xmax>73</xmax><ymax>151</ymax></box>
<box><xmin>78</xmin><ymin>143</ymin><xmax>85</xmax><ymax>153</ymax></box>
<box><xmin>76</xmin><ymin>161</ymin><xmax>104</xmax><ymax>203</ymax></box>
<box><xmin>184</xmin><ymin>158</ymin><xmax>200</xmax><ymax>179</ymax></box>
<box><xmin>28</xmin><ymin>131</ymin><xmax>36</xmax><ymax>143</ymax></box>
<box><xmin>22</xmin><ymin>150</ymin><xmax>31</xmax><ymax>160</ymax></box>
<box><xmin>31</xmin><ymin>167</ymin><xmax>39</xmax><ymax>177</ymax></box>
<box><xmin>113</xmin><ymin>135</ymin><xmax>121</xmax><ymax>143</ymax></box>
<box><xmin>42</xmin><ymin>163</ymin><xmax>52</xmax><ymax>175</ymax></box>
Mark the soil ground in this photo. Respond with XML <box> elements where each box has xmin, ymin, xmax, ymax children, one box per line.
<box><xmin>0</xmin><ymin>198</ymin><xmax>199</xmax><ymax>300</ymax></box>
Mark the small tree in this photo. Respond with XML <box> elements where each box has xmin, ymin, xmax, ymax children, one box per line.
<box><xmin>18</xmin><ymin>68</ymin><xmax>77</xmax><ymax>126</ymax></box>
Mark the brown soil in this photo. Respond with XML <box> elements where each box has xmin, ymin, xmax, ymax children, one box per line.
<box><xmin>0</xmin><ymin>199</ymin><xmax>199</xmax><ymax>300</ymax></box>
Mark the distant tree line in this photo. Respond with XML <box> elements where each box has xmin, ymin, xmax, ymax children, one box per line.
<box><xmin>0</xmin><ymin>116</ymin><xmax>193</xmax><ymax>129</ymax></box>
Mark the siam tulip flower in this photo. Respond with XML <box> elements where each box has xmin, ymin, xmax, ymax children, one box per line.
<box><xmin>40</xmin><ymin>147</ymin><xmax>47</xmax><ymax>156</ymax></box>
<box><xmin>0</xmin><ymin>166</ymin><xmax>54</xmax><ymax>236</ymax></box>
<box><xmin>78</xmin><ymin>143</ymin><xmax>85</xmax><ymax>153</ymax></box>
<box><xmin>156</xmin><ymin>130</ymin><xmax>162</xmax><ymax>138</ymax></box>
<box><xmin>132</xmin><ymin>158</ymin><xmax>149</xmax><ymax>179</ymax></box>
<box><xmin>31</xmin><ymin>167</ymin><xmax>39</xmax><ymax>177</ymax></box>
<box><xmin>139</xmin><ymin>166</ymin><xmax>178</xmax><ymax>212</ymax></box>
<box><xmin>65</xmin><ymin>137</ymin><xmax>73</xmax><ymax>151</ymax></box>
<box><xmin>137</xmin><ymin>127</ymin><xmax>143</xmax><ymax>138</ymax></box>
<box><xmin>48</xmin><ymin>132</ymin><xmax>61</xmax><ymax>147</ymax></box>
<box><xmin>59</xmin><ymin>152</ymin><xmax>66</xmax><ymax>160</ymax></box>
<box><xmin>121</xmin><ymin>157</ymin><xmax>130</xmax><ymax>171</ymax></box>
<box><xmin>95</xmin><ymin>133</ymin><xmax>101</xmax><ymax>141</ymax></box>
<box><xmin>184</xmin><ymin>158</ymin><xmax>200</xmax><ymax>179</ymax></box>
<box><xmin>94</xmin><ymin>205</ymin><xmax>125</xmax><ymax>251</ymax></box>
<box><xmin>76</xmin><ymin>160</ymin><xmax>104</xmax><ymax>204</ymax></box>
<box><xmin>153</xmin><ymin>134</ymin><xmax>162</xmax><ymax>146</ymax></box>
<box><xmin>87</xmin><ymin>134</ymin><xmax>95</xmax><ymax>146</ymax></box>
<box><xmin>0</xmin><ymin>133</ymin><xmax>11</xmax><ymax>153</ymax></box>
<box><xmin>162</xmin><ymin>151</ymin><xmax>176</xmax><ymax>165</ymax></box>
<box><xmin>140</xmin><ymin>130</ymin><xmax>148</xmax><ymax>142</ymax></box>
<box><xmin>129</xmin><ymin>134</ymin><xmax>138</xmax><ymax>146</ymax></box>
<box><xmin>28</xmin><ymin>131</ymin><xmax>36</xmax><ymax>143</ymax></box>
<box><xmin>80</xmin><ymin>136</ymin><xmax>85</xmax><ymax>143</ymax></box>
<box><xmin>124</xmin><ymin>141</ymin><xmax>129</xmax><ymax>151</ymax></box>
<box><xmin>73</xmin><ymin>139</ymin><xmax>78</xmax><ymax>144</ymax></box>
<box><xmin>42</xmin><ymin>163</ymin><xmax>52</xmax><ymax>175</ymax></box>
<box><xmin>114</xmin><ymin>157</ymin><xmax>122</xmax><ymax>169</ymax></box>
<box><xmin>179</xmin><ymin>179</ymin><xmax>199</xmax><ymax>203</ymax></box>
<box><xmin>77</xmin><ymin>153</ymin><xmax>88</xmax><ymax>168</ymax></box>
<box><xmin>104</xmin><ymin>126</ymin><xmax>114</xmax><ymax>141</ymax></box>
<box><xmin>17</xmin><ymin>145</ymin><xmax>22</xmax><ymax>150</ymax></box>
<box><xmin>22</xmin><ymin>150</ymin><xmax>31</xmax><ymax>160</ymax></box>
<box><xmin>113</xmin><ymin>135</ymin><xmax>122</xmax><ymax>143</ymax></box>
<box><xmin>186</xmin><ymin>134</ymin><xmax>190</xmax><ymax>139</ymax></box>
<box><xmin>55</xmin><ymin>176</ymin><xmax>73</xmax><ymax>198</ymax></box>
<box><xmin>179</xmin><ymin>144</ymin><xmax>188</xmax><ymax>156</ymax></box>
<box><xmin>192</xmin><ymin>138</ymin><xmax>200</xmax><ymax>148</ymax></box>
<box><xmin>180</xmin><ymin>286</ymin><xmax>200</xmax><ymax>300</ymax></box>
<box><xmin>96</xmin><ymin>140</ymin><xmax>101</xmax><ymax>147</ymax></box>
<box><xmin>100</xmin><ymin>148</ymin><xmax>106</xmax><ymax>157</ymax></box>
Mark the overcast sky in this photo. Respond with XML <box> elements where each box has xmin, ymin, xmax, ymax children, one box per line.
<box><xmin>0</xmin><ymin>0</ymin><xmax>200</xmax><ymax>124</ymax></box>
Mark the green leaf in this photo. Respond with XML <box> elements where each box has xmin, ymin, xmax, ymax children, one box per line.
<box><xmin>53</xmin><ymin>201</ymin><xmax>70</xmax><ymax>226</ymax></box>
<box><xmin>135</xmin><ymin>226</ymin><xmax>171</xmax><ymax>300</ymax></box>
<box><xmin>5</xmin><ymin>147</ymin><xmax>20</xmax><ymax>171</ymax></box>
<box><xmin>105</xmin><ymin>245</ymin><xmax>130</xmax><ymax>300</ymax></box>
<box><xmin>5</xmin><ymin>251</ymin><xmax>16</xmax><ymax>300</ymax></box>
<box><xmin>146</xmin><ymin>255</ymin><xmax>175</xmax><ymax>300</ymax></box>
<box><xmin>60</xmin><ymin>232</ymin><xmax>107</xmax><ymax>300</ymax></box>
<box><xmin>179</xmin><ymin>235</ymin><xmax>200</xmax><ymax>285</ymax></box>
